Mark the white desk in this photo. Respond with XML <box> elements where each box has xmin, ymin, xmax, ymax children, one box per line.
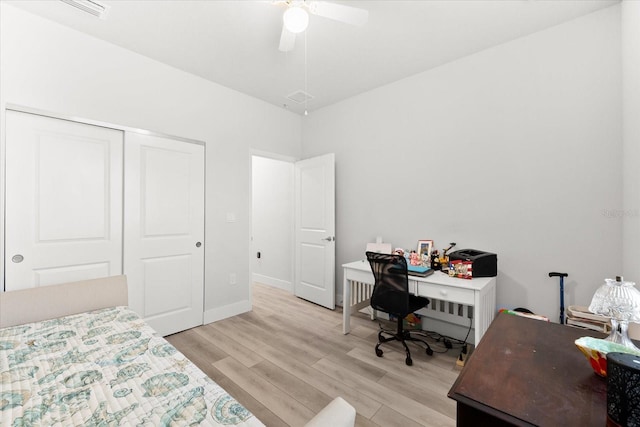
<box><xmin>342</xmin><ymin>260</ymin><xmax>497</xmax><ymax>345</ymax></box>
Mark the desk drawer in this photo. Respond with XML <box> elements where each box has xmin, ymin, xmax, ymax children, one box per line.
<box><xmin>416</xmin><ymin>283</ymin><xmax>474</xmax><ymax>305</ymax></box>
<box><xmin>345</xmin><ymin>267</ymin><xmax>374</xmax><ymax>284</ymax></box>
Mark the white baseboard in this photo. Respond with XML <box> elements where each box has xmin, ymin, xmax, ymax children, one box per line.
<box><xmin>252</xmin><ymin>274</ymin><xmax>292</xmax><ymax>292</ymax></box>
<box><xmin>203</xmin><ymin>299</ymin><xmax>252</xmax><ymax>324</ymax></box>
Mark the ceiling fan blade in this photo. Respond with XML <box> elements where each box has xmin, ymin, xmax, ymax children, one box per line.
<box><xmin>279</xmin><ymin>24</ymin><xmax>296</xmax><ymax>52</ymax></box>
<box><xmin>307</xmin><ymin>1</ymin><xmax>368</xmax><ymax>26</ymax></box>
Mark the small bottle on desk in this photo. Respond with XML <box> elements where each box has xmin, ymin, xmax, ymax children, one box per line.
<box><xmin>431</xmin><ymin>250</ymin><xmax>441</xmax><ymax>271</ymax></box>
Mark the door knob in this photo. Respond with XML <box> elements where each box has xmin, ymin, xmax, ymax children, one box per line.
<box><xmin>11</xmin><ymin>254</ymin><xmax>24</xmax><ymax>263</ymax></box>
<box><xmin>195</xmin><ymin>242</ymin><xmax>202</xmax><ymax>248</ymax></box>
<box><xmin>322</xmin><ymin>236</ymin><xmax>335</xmax><ymax>242</ymax></box>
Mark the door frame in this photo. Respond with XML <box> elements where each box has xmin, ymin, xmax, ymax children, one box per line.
<box><xmin>249</xmin><ymin>151</ymin><xmax>336</xmax><ymax>310</ymax></box>
<box><xmin>1</xmin><ymin>104</ymin><xmax>206</xmax><ymax>294</ymax></box>
<box><xmin>249</xmin><ymin>150</ymin><xmax>297</xmax><ymax>301</ymax></box>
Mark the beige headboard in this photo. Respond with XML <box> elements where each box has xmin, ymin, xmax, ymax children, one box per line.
<box><xmin>0</xmin><ymin>275</ymin><xmax>128</xmax><ymax>328</ymax></box>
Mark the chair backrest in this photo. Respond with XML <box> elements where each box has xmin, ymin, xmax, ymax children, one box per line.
<box><xmin>366</xmin><ymin>251</ymin><xmax>411</xmax><ymax>318</ymax></box>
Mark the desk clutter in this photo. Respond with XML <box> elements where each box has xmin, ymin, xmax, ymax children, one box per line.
<box><xmin>342</xmin><ymin>259</ymin><xmax>498</xmax><ymax>346</ymax></box>
<box><xmin>366</xmin><ymin>237</ymin><xmax>497</xmax><ymax>279</ymax></box>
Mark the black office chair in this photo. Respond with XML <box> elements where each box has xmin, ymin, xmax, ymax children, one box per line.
<box><xmin>366</xmin><ymin>251</ymin><xmax>433</xmax><ymax>366</ymax></box>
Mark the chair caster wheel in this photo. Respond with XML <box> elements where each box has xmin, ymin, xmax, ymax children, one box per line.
<box><xmin>375</xmin><ymin>348</ymin><xmax>383</xmax><ymax>357</ymax></box>
<box><xmin>405</xmin><ymin>357</ymin><xmax>413</xmax><ymax>366</ymax></box>
<box><xmin>426</xmin><ymin>348</ymin><xmax>434</xmax><ymax>356</ymax></box>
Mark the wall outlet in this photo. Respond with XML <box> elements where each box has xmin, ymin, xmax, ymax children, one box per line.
<box><xmin>229</xmin><ymin>273</ymin><xmax>237</xmax><ymax>285</ymax></box>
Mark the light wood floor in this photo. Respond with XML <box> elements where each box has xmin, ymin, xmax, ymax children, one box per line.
<box><xmin>165</xmin><ymin>283</ymin><xmax>462</xmax><ymax>427</ymax></box>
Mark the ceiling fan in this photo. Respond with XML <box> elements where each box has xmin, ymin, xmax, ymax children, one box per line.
<box><xmin>276</xmin><ymin>1</ymin><xmax>369</xmax><ymax>52</ymax></box>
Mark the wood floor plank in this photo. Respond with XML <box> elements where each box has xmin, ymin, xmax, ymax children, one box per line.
<box><xmin>349</xmin><ymin>324</ymin><xmax>378</xmax><ymax>340</ymax></box>
<box><xmin>371</xmin><ymin>405</ymin><xmax>425</xmax><ymax>427</ymax></box>
<box><xmin>312</xmin><ymin>357</ymin><xmax>455</xmax><ymax>427</ymax></box>
<box><xmin>247</xmin><ymin>308</ymin><xmax>360</xmax><ymax>357</ymax></box>
<box><xmin>165</xmin><ymin>327</ymin><xmax>203</xmax><ymax>349</ymax></box>
<box><xmin>169</xmin><ymin>334</ymin><xmax>229</xmax><ymax>366</ymax></box>
<box><xmin>322</xmin><ymin>349</ymin><xmax>387</xmax><ymax>382</ymax></box>
<box><xmin>356</xmin><ymin>413</ymin><xmax>383</xmax><ymax>427</ymax></box>
<box><xmin>214</xmin><ymin>356</ymin><xmax>316</xmax><ymax>426</ymax></box>
<box><xmin>231</xmin><ymin>315</ymin><xmax>328</xmax><ymax>366</ymax></box>
<box><xmin>206</xmin><ymin>364</ymin><xmax>289</xmax><ymax>427</ymax></box>
<box><xmin>164</xmin><ymin>337</ymin><xmax>289</xmax><ymax>426</ymax></box>
<box><xmin>195</xmin><ymin>323</ymin><xmax>265</xmax><ymax>368</ymax></box>
<box><xmin>252</xmin><ymin>294</ymin><xmax>343</xmax><ymax>335</ymax></box>
<box><xmin>168</xmin><ymin>282</ymin><xmax>462</xmax><ymax>426</ymax></box>
<box><xmin>256</xmin><ymin>344</ymin><xmax>384</xmax><ymax>419</ymax></box>
<box><xmin>251</xmin><ymin>359</ymin><xmax>333</xmax><ymax>413</ymax></box>
<box><xmin>377</xmin><ymin>373</ymin><xmax>456</xmax><ymax>420</ymax></box>
<box><xmin>347</xmin><ymin>347</ymin><xmax>460</xmax><ymax>390</ymax></box>
<box><xmin>210</xmin><ymin>312</ymin><xmax>318</xmax><ymax>366</ymax></box>
<box><xmin>205</xmin><ymin>314</ymin><xmax>269</xmax><ymax>349</ymax></box>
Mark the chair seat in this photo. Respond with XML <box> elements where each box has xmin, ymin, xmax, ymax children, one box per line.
<box><xmin>408</xmin><ymin>295</ymin><xmax>429</xmax><ymax>314</ymax></box>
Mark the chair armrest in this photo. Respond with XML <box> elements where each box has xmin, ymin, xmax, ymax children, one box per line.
<box><xmin>304</xmin><ymin>397</ymin><xmax>356</xmax><ymax>427</ymax></box>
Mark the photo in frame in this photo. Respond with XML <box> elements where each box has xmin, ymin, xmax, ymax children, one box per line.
<box><xmin>417</xmin><ymin>240</ymin><xmax>433</xmax><ymax>263</ymax></box>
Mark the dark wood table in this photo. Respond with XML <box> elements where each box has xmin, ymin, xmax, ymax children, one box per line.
<box><xmin>448</xmin><ymin>312</ymin><xmax>609</xmax><ymax>426</ymax></box>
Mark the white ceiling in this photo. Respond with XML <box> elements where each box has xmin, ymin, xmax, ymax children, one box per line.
<box><xmin>7</xmin><ymin>0</ymin><xmax>620</xmax><ymax>115</ymax></box>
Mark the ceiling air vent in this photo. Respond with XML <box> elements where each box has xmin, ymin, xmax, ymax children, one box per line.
<box><xmin>286</xmin><ymin>90</ymin><xmax>314</xmax><ymax>104</ymax></box>
<box><xmin>59</xmin><ymin>0</ymin><xmax>110</xmax><ymax>19</ymax></box>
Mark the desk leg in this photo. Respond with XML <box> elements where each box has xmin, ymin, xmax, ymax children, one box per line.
<box><xmin>474</xmin><ymin>281</ymin><xmax>497</xmax><ymax>345</ymax></box>
<box><xmin>343</xmin><ymin>276</ymin><xmax>351</xmax><ymax>334</ymax></box>
<box><xmin>474</xmin><ymin>291</ymin><xmax>481</xmax><ymax>345</ymax></box>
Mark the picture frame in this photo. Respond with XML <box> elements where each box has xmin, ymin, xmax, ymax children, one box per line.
<box><xmin>417</xmin><ymin>240</ymin><xmax>433</xmax><ymax>261</ymax></box>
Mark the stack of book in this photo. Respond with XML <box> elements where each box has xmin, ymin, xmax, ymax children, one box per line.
<box><xmin>407</xmin><ymin>264</ymin><xmax>433</xmax><ymax>277</ymax></box>
<box><xmin>566</xmin><ymin>305</ymin><xmax>611</xmax><ymax>333</ymax></box>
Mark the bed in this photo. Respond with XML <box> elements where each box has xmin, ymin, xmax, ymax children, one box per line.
<box><xmin>0</xmin><ymin>276</ymin><xmax>356</xmax><ymax>426</ymax></box>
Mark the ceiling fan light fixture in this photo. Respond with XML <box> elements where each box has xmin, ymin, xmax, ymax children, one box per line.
<box><xmin>283</xmin><ymin>6</ymin><xmax>309</xmax><ymax>34</ymax></box>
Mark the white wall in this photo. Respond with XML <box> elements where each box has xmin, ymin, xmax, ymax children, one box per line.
<box><xmin>0</xmin><ymin>4</ymin><xmax>302</xmax><ymax>322</ymax></box>
<box><xmin>302</xmin><ymin>5</ymin><xmax>622</xmax><ymax>321</ymax></box>
<box><xmin>622</xmin><ymin>0</ymin><xmax>640</xmax><ymax>284</ymax></box>
<box><xmin>251</xmin><ymin>155</ymin><xmax>294</xmax><ymax>291</ymax></box>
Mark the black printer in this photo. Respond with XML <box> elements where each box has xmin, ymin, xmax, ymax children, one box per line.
<box><xmin>448</xmin><ymin>249</ymin><xmax>497</xmax><ymax>277</ymax></box>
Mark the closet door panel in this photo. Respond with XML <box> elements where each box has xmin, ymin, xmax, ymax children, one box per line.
<box><xmin>142</xmin><ymin>147</ymin><xmax>191</xmax><ymax>236</ymax></box>
<box><xmin>124</xmin><ymin>132</ymin><xmax>205</xmax><ymax>336</ymax></box>
<box><xmin>142</xmin><ymin>255</ymin><xmax>191</xmax><ymax>317</ymax></box>
<box><xmin>4</xmin><ymin>111</ymin><xmax>123</xmax><ymax>290</ymax></box>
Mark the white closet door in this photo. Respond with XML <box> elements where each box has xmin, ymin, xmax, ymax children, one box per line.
<box><xmin>124</xmin><ymin>132</ymin><xmax>205</xmax><ymax>336</ymax></box>
<box><xmin>4</xmin><ymin>111</ymin><xmax>123</xmax><ymax>291</ymax></box>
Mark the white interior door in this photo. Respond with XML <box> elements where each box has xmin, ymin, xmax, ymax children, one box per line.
<box><xmin>4</xmin><ymin>110</ymin><xmax>123</xmax><ymax>291</ymax></box>
<box><xmin>294</xmin><ymin>153</ymin><xmax>335</xmax><ymax>309</ymax></box>
<box><xmin>124</xmin><ymin>132</ymin><xmax>205</xmax><ymax>336</ymax></box>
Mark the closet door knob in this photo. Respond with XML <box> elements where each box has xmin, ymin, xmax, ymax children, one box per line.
<box><xmin>196</xmin><ymin>242</ymin><xmax>202</xmax><ymax>248</ymax></box>
<box><xmin>11</xmin><ymin>254</ymin><xmax>24</xmax><ymax>263</ymax></box>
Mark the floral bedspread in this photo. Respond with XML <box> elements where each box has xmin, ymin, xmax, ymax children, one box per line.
<box><xmin>0</xmin><ymin>306</ymin><xmax>264</xmax><ymax>426</ymax></box>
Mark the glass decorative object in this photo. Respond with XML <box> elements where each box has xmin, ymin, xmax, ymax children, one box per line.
<box><xmin>588</xmin><ymin>276</ymin><xmax>640</xmax><ymax>352</ymax></box>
